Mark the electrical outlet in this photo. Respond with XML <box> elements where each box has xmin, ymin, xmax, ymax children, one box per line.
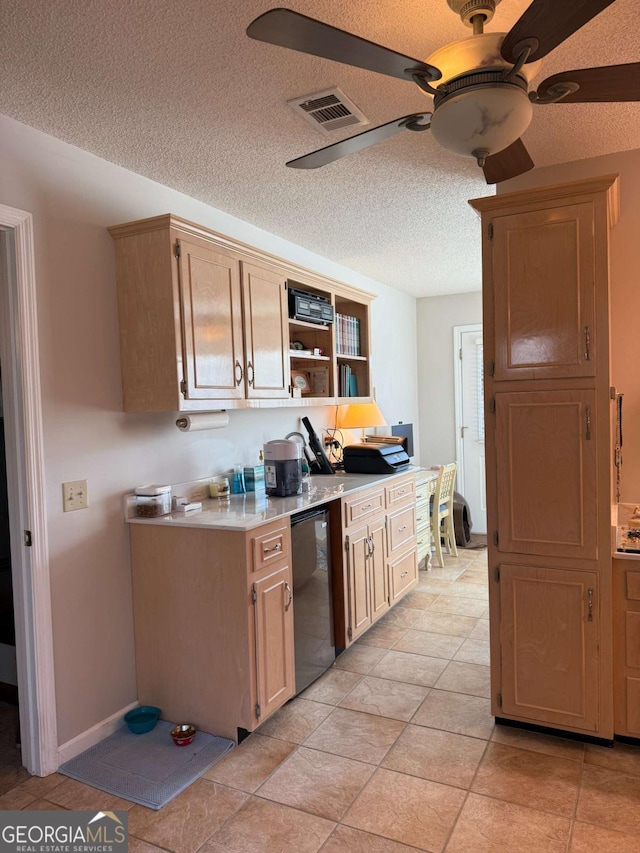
<box><xmin>62</xmin><ymin>480</ymin><xmax>88</xmax><ymax>512</ymax></box>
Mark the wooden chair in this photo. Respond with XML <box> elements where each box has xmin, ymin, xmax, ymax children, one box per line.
<box><xmin>430</xmin><ymin>462</ymin><xmax>458</xmax><ymax>567</ymax></box>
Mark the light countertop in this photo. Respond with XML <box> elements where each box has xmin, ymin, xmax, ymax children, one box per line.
<box><xmin>127</xmin><ymin>467</ymin><xmax>431</xmax><ymax>532</ymax></box>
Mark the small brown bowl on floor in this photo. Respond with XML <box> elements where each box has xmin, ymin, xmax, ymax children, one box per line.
<box><xmin>170</xmin><ymin>724</ymin><xmax>196</xmax><ymax>746</ymax></box>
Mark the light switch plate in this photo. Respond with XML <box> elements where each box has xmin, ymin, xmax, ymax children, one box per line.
<box><xmin>62</xmin><ymin>480</ymin><xmax>88</xmax><ymax>512</ymax></box>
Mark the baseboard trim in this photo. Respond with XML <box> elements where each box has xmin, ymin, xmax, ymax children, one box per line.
<box><xmin>57</xmin><ymin>701</ymin><xmax>139</xmax><ymax>766</ymax></box>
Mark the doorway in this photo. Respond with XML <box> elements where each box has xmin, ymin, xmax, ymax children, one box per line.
<box><xmin>454</xmin><ymin>324</ymin><xmax>487</xmax><ymax>535</ymax></box>
<box><xmin>0</xmin><ymin>207</ymin><xmax>57</xmax><ymax>777</ymax></box>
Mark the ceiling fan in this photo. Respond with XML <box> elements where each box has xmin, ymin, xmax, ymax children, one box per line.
<box><xmin>247</xmin><ymin>0</ymin><xmax>640</xmax><ymax>183</ymax></box>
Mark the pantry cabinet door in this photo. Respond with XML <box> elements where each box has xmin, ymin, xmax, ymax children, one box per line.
<box><xmin>178</xmin><ymin>239</ymin><xmax>245</xmax><ymax>400</ymax></box>
<box><xmin>495</xmin><ymin>389</ymin><xmax>598</xmax><ymax>560</ymax></box>
<box><xmin>492</xmin><ymin>203</ymin><xmax>596</xmax><ymax>381</ymax></box>
<box><xmin>500</xmin><ymin>563</ymin><xmax>599</xmax><ymax>732</ymax></box>
<box><xmin>241</xmin><ymin>262</ymin><xmax>289</xmax><ymax>399</ymax></box>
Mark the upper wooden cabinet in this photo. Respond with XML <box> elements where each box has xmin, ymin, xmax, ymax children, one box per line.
<box><xmin>492</xmin><ymin>203</ymin><xmax>596</xmax><ymax>381</ymax></box>
<box><xmin>495</xmin><ymin>389</ymin><xmax>598</xmax><ymax>561</ymax></box>
<box><xmin>109</xmin><ymin>214</ymin><xmax>374</xmax><ymax>411</ymax></box>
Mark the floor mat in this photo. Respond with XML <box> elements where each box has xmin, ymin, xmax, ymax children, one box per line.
<box><xmin>59</xmin><ymin>721</ymin><xmax>234</xmax><ymax>810</ymax></box>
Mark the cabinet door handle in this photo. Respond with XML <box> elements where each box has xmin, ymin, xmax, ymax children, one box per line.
<box><xmin>585</xmin><ymin>406</ymin><xmax>592</xmax><ymax>441</ymax></box>
<box><xmin>587</xmin><ymin>587</ymin><xmax>594</xmax><ymax>622</ymax></box>
<box><xmin>264</xmin><ymin>542</ymin><xmax>282</xmax><ymax>554</ymax></box>
<box><xmin>234</xmin><ymin>360</ymin><xmax>243</xmax><ymax>386</ymax></box>
<box><xmin>284</xmin><ymin>582</ymin><xmax>292</xmax><ymax>611</ymax></box>
<box><xmin>369</xmin><ymin>535</ymin><xmax>376</xmax><ymax>554</ymax></box>
<box><xmin>247</xmin><ymin>361</ymin><xmax>255</xmax><ymax>386</ymax></box>
<box><xmin>400</xmin><ymin>571</ymin><xmax>409</xmax><ymax>579</ymax></box>
<box><xmin>584</xmin><ymin>325</ymin><xmax>591</xmax><ymax>361</ymax></box>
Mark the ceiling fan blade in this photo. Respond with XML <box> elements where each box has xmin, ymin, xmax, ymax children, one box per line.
<box><xmin>247</xmin><ymin>8</ymin><xmax>440</xmax><ymax>82</ymax></box>
<box><xmin>501</xmin><ymin>0</ymin><xmax>617</xmax><ymax>63</ymax></box>
<box><xmin>534</xmin><ymin>63</ymin><xmax>640</xmax><ymax>102</ymax></box>
<box><xmin>286</xmin><ymin>113</ymin><xmax>431</xmax><ymax>169</ymax></box>
<box><xmin>483</xmin><ymin>139</ymin><xmax>534</xmax><ymax>184</ymax></box>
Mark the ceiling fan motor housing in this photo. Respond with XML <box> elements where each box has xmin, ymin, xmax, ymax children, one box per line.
<box><xmin>447</xmin><ymin>0</ymin><xmax>501</xmax><ymax>27</ymax></box>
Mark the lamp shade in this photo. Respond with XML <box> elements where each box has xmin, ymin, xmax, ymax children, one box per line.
<box><xmin>336</xmin><ymin>402</ymin><xmax>387</xmax><ymax>430</ymax></box>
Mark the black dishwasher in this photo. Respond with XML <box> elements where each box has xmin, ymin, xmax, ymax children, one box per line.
<box><xmin>290</xmin><ymin>506</ymin><xmax>335</xmax><ymax>694</ymax></box>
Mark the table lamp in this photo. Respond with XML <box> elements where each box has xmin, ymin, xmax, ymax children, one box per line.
<box><xmin>336</xmin><ymin>401</ymin><xmax>387</xmax><ymax>439</ymax></box>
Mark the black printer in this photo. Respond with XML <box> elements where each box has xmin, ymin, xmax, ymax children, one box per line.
<box><xmin>342</xmin><ymin>442</ymin><xmax>411</xmax><ymax>474</ymax></box>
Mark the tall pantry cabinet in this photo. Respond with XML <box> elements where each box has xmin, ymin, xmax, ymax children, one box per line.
<box><xmin>470</xmin><ymin>176</ymin><xmax>619</xmax><ymax>740</ymax></box>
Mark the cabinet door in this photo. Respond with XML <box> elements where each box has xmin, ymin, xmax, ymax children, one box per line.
<box><xmin>369</xmin><ymin>518</ymin><xmax>389</xmax><ymax>622</ymax></box>
<box><xmin>177</xmin><ymin>239</ymin><xmax>245</xmax><ymax>400</ymax></box>
<box><xmin>346</xmin><ymin>527</ymin><xmax>372</xmax><ymax>642</ymax></box>
<box><xmin>241</xmin><ymin>262</ymin><xmax>289</xmax><ymax>399</ymax></box>
<box><xmin>495</xmin><ymin>389</ymin><xmax>597</xmax><ymax>560</ymax></box>
<box><xmin>253</xmin><ymin>565</ymin><xmax>295</xmax><ymax>721</ymax></box>
<box><xmin>500</xmin><ymin>563</ymin><xmax>599</xmax><ymax>732</ymax></box>
<box><xmin>492</xmin><ymin>203</ymin><xmax>596</xmax><ymax>380</ymax></box>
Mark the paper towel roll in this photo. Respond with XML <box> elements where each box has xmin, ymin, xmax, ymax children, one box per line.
<box><xmin>175</xmin><ymin>412</ymin><xmax>229</xmax><ymax>432</ymax></box>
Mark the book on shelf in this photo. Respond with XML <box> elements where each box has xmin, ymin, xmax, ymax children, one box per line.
<box><xmin>338</xmin><ymin>363</ymin><xmax>359</xmax><ymax>397</ymax></box>
<box><xmin>336</xmin><ymin>313</ymin><xmax>361</xmax><ymax>357</ymax></box>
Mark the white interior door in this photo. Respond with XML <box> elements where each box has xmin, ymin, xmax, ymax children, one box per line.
<box><xmin>454</xmin><ymin>325</ymin><xmax>486</xmax><ymax>535</ymax></box>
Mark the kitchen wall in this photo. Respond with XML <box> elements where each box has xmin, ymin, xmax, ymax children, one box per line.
<box><xmin>416</xmin><ymin>292</ymin><xmax>483</xmax><ymax>467</ymax></box>
<box><xmin>0</xmin><ymin>113</ymin><xmax>420</xmax><ymax>747</ymax></box>
<box><xmin>501</xmin><ymin>147</ymin><xmax>640</xmax><ymax>504</ymax></box>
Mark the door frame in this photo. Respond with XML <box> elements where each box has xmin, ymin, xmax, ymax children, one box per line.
<box><xmin>453</xmin><ymin>323</ymin><xmax>483</xmax><ymax>520</ymax></box>
<box><xmin>0</xmin><ymin>204</ymin><xmax>58</xmax><ymax>775</ymax></box>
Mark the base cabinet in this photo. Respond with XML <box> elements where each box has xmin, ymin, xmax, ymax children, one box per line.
<box><xmin>613</xmin><ymin>559</ymin><xmax>640</xmax><ymax>737</ymax></box>
<box><xmin>339</xmin><ymin>475</ymin><xmax>418</xmax><ymax>647</ymax></box>
<box><xmin>499</xmin><ymin>563</ymin><xmax>600</xmax><ymax>733</ymax></box>
<box><xmin>130</xmin><ymin>519</ymin><xmax>294</xmax><ymax>741</ymax></box>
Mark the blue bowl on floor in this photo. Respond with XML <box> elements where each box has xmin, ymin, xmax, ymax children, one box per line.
<box><xmin>124</xmin><ymin>706</ymin><xmax>161</xmax><ymax>734</ymax></box>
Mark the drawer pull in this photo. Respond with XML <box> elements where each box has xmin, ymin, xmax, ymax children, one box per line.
<box><xmin>400</xmin><ymin>571</ymin><xmax>409</xmax><ymax>579</ymax></box>
<box><xmin>396</xmin><ymin>489</ymin><xmax>406</xmax><ymax>496</ymax></box>
<box><xmin>361</xmin><ymin>503</ymin><xmax>373</xmax><ymax>511</ymax></box>
<box><xmin>264</xmin><ymin>542</ymin><xmax>282</xmax><ymax>554</ymax></box>
<box><xmin>398</xmin><ymin>525</ymin><xmax>408</xmax><ymax>532</ymax></box>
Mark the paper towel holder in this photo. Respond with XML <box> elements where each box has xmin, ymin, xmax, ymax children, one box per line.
<box><xmin>175</xmin><ymin>411</ymin><xmax>228</xmax><ymax>431</ymax></box>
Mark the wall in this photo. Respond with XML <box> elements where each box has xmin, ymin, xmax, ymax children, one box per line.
<box><xmin>416</xmin><ymin>292</ymin><xmax>483</xmax><ymax>467</ymax></box>
<box><xmin>0</xmin><ymin>114</ymin><xmax>420</xmax><ymax>747</ymax></box>
<box><xmin>501</xmin><ymin>147</ymin><xmax>640</xmax><ymax>503</ymax></box>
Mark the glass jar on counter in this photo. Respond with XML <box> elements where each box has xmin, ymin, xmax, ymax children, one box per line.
<box><xmin>209</xmin><ymin>476</ymin><xmax>230</xmax><ymax>499</ymax></box>
<box><xmin>134</xmin><ymin>485</ymin><xmax>172</xmax><ymax>517</ymax></box>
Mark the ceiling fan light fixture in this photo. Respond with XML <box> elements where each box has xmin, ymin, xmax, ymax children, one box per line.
<box><xmin>429</xmin><ymin>81</ymin><xmax>533</xmax><ymax>159</ymax></box>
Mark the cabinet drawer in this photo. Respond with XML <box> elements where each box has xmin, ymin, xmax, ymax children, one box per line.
<box><xmin>417</xmin><ymin>529</ymin><xmax>431</xmax><ymax>556</ymax></box>
<box><xmin>343</xmin><ymin>489</ymin><xmax>385</xmax><ymax>528</ymax></box>
<box><xmin>627</xmin><ymin>572</ymin><xmax>640</xmax><ymax>601</ymax></box>
<box><xmin>251</xmin><ymin>521</ymin><xmax>291</xmax><ymax>572</ymax></box>
<box><xmin>415</xmin><ymin>501</ymin><xmax>431</xmax><ymax>532</ymax></box>
<box><xmin>385</xmin><ymin>477</ymin><xmax>415</xmax><ymax>509</ymax></box>
<box><xmin>389</xmin><ymin>549</ymin><xmax>418</xmax><ymax>602</ymax></box>
<box><xmin>387</xmin><ymin>505</ymin><xmax>416</xmax><ymax>556</ymax></box>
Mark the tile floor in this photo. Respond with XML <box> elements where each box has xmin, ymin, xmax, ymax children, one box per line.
<box><xmin>2</xmin><ymin>548</ymin><xmax>640</xmax><ymax>852</ymax></box>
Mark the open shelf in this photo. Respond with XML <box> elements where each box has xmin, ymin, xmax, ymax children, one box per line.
<box><xmin>289</xmin><ymin>318</ymin><xmax>332</xmax><ymax>332</ymax></box>
<box><xmin>290</xmin><ymin>352</ymin><xmax>331</xmax><ymax>361</ymax></box>
<box><xmin>336</xmin><ymin>354</ymin><xmax>368</xmax><ymax>362</ymax></box>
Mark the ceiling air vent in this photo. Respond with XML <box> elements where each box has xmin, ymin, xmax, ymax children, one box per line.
<box><xmin>287</xmin><ymin>87</ymin><xmax>370</xmax><ymax>135</ymax></box>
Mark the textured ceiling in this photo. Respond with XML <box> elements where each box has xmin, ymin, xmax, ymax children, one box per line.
<box><xmin>1</xmin><ymin>0</ymin><xmax>639</xmax><ymax>297</ymax></box>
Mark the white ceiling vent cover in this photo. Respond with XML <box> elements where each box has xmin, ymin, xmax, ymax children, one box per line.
<box><xmin>287</xmin><ymin>87</ymin><xmax>370</xmax><ymax>135</ymax></box>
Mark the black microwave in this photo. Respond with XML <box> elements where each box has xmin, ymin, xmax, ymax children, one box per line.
<box><xmin>288</xmin><ymin>287</ymin><xmax>334</xmax><ymax>326</ymax></box>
